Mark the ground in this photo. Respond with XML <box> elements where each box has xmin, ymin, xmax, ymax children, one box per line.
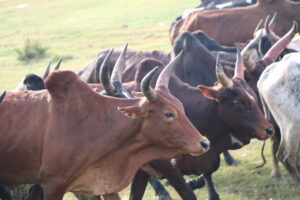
<box><xmin>0</xmin><ymin>0</ymin><xmax>299</xmax><ymax>199</ymax></box>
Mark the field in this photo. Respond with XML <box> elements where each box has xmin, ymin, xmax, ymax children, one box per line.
<box><xmin>0</xmin><ymin>0</ymin><xmax>299</xmax><ymax>199</ymax></box>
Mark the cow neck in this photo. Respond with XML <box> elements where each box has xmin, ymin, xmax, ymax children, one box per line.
<box><xmin>168</xmin><ymin>76</ymin><xmax>228</xmax><ymax>144</ymax></box>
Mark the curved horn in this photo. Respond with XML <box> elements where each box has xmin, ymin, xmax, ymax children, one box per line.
<box><xmin>216</xmin><ymin>54</ymin><xmax>233</xmax><ymax>89</ymax></box>
<box><xmin>233</xmin><ymin>49</ymin><xmax>244</xmax><ymax>80</ymax></box>
<box><xmin>241</xmin><ymin>30</ymin><xmax>263</xmax><ymax>70</ymax></box>
<box><xmin>268</xmin><ymin>12</ymin><xmax>281</xmax><ymax>42</ymax></box>
<box><xmin>155</xmin><ymin>51</ymin><xmax>183</xmax><ymax>90</ymax></box>
<box><xmin>254</xmin><ymin>18</ymin><xmax>264</xmax><ymax>36</ymax></box>
<box><xmin>262</xmin><ymin>21</ymin><xmax>298</xmax><ymax>65</ymax></box>
<box><xmin>0</xmin><ymin>91</ymin><xmax>6</xmax><ymax>103</ymax></box>
<box><xmin>54</xmin><ymin>58</ymin><xmax>62</xmax><ymax>70</ymax></box>
<box><xmin>141</xmin><ymin>67</ymin><xmax>159</xmax><ymax>102</ymax></box>
<box><xmin>111</xmin><ymin>44</ymin><xmax>128</xmax><ymax>83</ymax></box>
<box><xmin>264</xmin><ymin>15</ymin><xmax>270</xmax><ymax>35</ymax></box>
<box><xmin>42</xmin><ymin>61</ymin><xmax>51</xmax><ymax>79</ymax></box>
<box><xmin>100</xmin><ymin>49</ymin><xmax>115</xmax><ymax>95</ymax></box>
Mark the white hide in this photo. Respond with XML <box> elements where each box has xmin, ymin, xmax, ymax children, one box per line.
<box><xmin>287</xmin><ymin>36</ymin><xmax>300</xmax><ymax>52</ymax></box>
<box><xmin>257</xmin><ymin>52</ymin><xmax>300</xmax><ymax>183</ymax></box>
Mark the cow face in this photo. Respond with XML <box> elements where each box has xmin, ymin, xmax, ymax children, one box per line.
<box><xmin>14</xmin><ymin>59</ymin><xmax>62</xmax><ymax>91</ymax></box>
<box><xmin>118</xmin><ymin>53</ymin><xmax>210</xmax><ymax>156</ymax></box>
<box><xmin>198</xmin><ymin>53</ymin><xmax>274</xmax><ymax>145</ymax></box>
<box><xmin>23</xmin><ymin>74</ymin><xmax>45</xmax><ymax>91</ymax></box>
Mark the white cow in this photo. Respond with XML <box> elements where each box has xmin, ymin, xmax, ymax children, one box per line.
<box><xmin>258</xmin><ymin>52</ymin><xmax>300</xmax><ymax>184</ymax></box>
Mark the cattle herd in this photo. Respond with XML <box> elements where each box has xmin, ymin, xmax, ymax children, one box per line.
<box><xmin>1</xmin><ymin>0</ymin><xmax>300</xmax><ymax>200</ymax></box>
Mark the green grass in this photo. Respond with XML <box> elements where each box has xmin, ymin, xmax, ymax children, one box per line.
<box><xmin>1</xmin><ymin>0</ymin><xmax>299</xmax><ymax>200</ymax></box>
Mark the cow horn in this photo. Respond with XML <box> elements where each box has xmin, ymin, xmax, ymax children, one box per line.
<box><xmin>155</xmin><ymin>51</ymin><xmax>183</xmax><ymax>90</ymax></box>
<box><xmin>100</xmin><ymin>49</ymin><xmax>115</xmax><ymax>95</ymax></box>
<box><xmin>42</xmin><ymin>61</ymin><xmax>51</xmax><ymax>79</ymax></box>
<box><xmin>111</xmin><ymin>44</ymin><xmax>127</xmax><ymax>83</ymax></box>
<box><xmin>54</xmin><ymin>58</ymin><xmax>62</xmax><ymax>70</ymax></box>
<box><xmin>262</xmin><ymin>21</ymin><xmax>298</xmax><ymax>65</ymax></box>
<box><xmin>241</xmin><ymin>30</ymin><xmax>263</xmax><ymax>70</ymax></box>
<box><xmin>216</xmin><ymin>54</ymin><xmax>233</xmax><ymax>89</ymax></box>
<box><xmin>234</xmin><ymin>49</ymin><xmax>244</xmax><ymax>80</ymax></box>
<box><xmin>141</xmin><ymin>67</ymin><xmax>159</xmax><ymax>102</ymax></box>
<box><xmin>267</xmin><ymin>12</ymin><xmax>281</xmax><ymax>42</ymax></box>
<box><xmin>0</xmin><ymin>91</ymin><xmax>6</xmax><ymax>103</ymax></box>
<box><xmin>254</xmin><ymin>18</ymin><xmax>264</xmax><ymax>36</ymax></box>
<box><xmin>264</xmin><ymin>15</ymin><xmax>271</xmax><ymax>35</ymax></box>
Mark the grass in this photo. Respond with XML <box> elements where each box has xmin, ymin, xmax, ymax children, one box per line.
<box><xmin>0</xmin><ymin>0</ymin><xmax>299</xmax><ymax>200</ymax></box>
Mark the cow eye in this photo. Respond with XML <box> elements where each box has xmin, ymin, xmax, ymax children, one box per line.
<box><xmin>233</xmin><ymin>99</ymin><xmax>249</xmax><ymax>109</ymax></box>
<box><xmin>164</xmin><ymin>112</ymin><xmax>175</xmax><ymax>119</ymax></box>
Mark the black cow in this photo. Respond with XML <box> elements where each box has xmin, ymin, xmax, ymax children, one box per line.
<box><xmin>14</xmin><ymin>59</ymin><xmax>62</xmax><ymax>91</ymax></box>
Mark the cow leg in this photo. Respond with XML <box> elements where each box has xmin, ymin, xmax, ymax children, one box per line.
<box><xmin>223</xmin><ymin>150</ymin><xmax>239</xmax><ymax>166</ymax></box>
<box><xmin>148</xmin><ymin>177</ymin><xmax>173</xmax><ymax>200</ymax></box>
<box><xmin>43</xmin><ymin>182</ymin><xmax>65</xmax><ymax>200</ymax></box>
<box><xmin>25</xmin><ymin>184</ymin><xmax>44</xmax><ymax>200</ymax></box>
<box><xmin>153</xmin><ymin>164</ymin><xmax>196</xmax><ymax>200</ymax></box>
<box><xmin>129</xmin><ymin>169</ymin><xmax>150</xmax><ymax>200</ymax></box>
<box><xmin>204</xmin><ymin>173</ymin><xmax>220</xmax><ymax>200</ymax></box>
<box><xmin>102</xmin><ymin>193</ymin><xmax>121</xmax><ymax>200</ymax></box>
<box><xmin>282</xmin><ymin>158</ymin><xmax>300</xmax><ymax>184</ymax></box>
<box><xmin>0</xmin><ymin>186</ymin><xmax>11</xmax><ymax>200</ymax></box>
<box><xmin>271</xmin><ymin>128</ymin><xmax>282</xmax><ymax>180</ymax></box>
<box><xmin>76</xmin><ymin>195</ymin><xmax>102</xmax><ymax>200</ymax></box>
<box><xmin>186</xmin><ymin>174</ymin><xmax>205</xmax><ymax>189</ymax></box>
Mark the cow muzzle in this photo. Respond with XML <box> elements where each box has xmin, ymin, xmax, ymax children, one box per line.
<box><xmin>190</xmin><ymin>139</ymin><xmax>210</xmax><ymax>156</ymax></box>
<box><xmin>257</xmin><ymin>124</ymin><xmax>274</xmax><ymax>140</ymax></box>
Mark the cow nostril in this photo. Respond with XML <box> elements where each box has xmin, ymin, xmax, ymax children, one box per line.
<box><xmin>266</xmin><ymin>127</ymin><xmax>274</xmax><ymax>136</ymax></box>
<box><xmin>200</xmin><ymin>140</ymin><xmax>210</xmax><ymax>151</ymax></box>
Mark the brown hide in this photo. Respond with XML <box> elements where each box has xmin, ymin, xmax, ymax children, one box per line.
<box><xmin>78</xmin><ymin>49</ymin><xmax>171</xmax><ymax>83</ymax></box>
<box><xmin>0</xmin><ymin>70</ymin><xmax>208</xmax><ymax>199</ymax></box>
<box><xmin>170</xmin><ymin>0</ymin><xmax>300</xmax><ymax>45</ymax></box>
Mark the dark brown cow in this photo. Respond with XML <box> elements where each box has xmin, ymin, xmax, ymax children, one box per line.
<box><xmin>170</xmin><ymin>0</ymin><xmax>300</xmax><ymax>45</ymax></box>
<box><xmin>0</xmin><ymin>54</ymin><xmax>210</xmax><ymax>200</ymax></box>
<box><xmin>103</xmin><ymin>50</ymin><xmax>273</xmax><ymax>200</ymax></box>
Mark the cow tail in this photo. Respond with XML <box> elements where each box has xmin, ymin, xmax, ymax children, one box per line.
<box><xmin>256</xmin><ymin>92</ymin><xmax>272</xmax><ymax>168</ymax></box>
<box><xmin>256</xmin><ymin>141</ymin><xmax>267</xmax><ymax>168</ymax></box>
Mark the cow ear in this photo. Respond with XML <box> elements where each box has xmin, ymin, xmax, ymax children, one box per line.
<box><xmin>197</xmin><ymin>85</ymin><xmax>220</xmax><ymax>101</ymax></box>
<box><xmin>118</xmin><ymin>106</ymin><xmax>148</xmax><ymax>119</ymax></box>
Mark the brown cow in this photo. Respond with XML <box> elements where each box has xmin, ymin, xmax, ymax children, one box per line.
<box><xmin>0</xmin><ymin>54</ymin><xmax>210</xmax><ymax>200</ymax></box>
<box><xmin>170</xmin><ymin>0</ymin><xmax>300</xmax><ymax>45</ymax></box>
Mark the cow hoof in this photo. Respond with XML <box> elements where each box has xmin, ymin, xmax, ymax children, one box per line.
<box><xmin>271</xmin><ymin>170</ymin><xmax>282</xmax><ymax>180</ymax></box>
<box><xmin>158</xmin><ymin>196</ymin><xmax>173</xmax><ymax>200</ymax></box>
<box><xmin>228</xmin><ymin>159</ymin><xmax>239</xmax><ymax>166</ymax></box>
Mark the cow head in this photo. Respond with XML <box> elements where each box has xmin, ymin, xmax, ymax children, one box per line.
<box><xmin>198</xmin><ymin>50</ymin><xmax>274</xmax><ymax>145</ymax></box>
<box><xmin>14</xmin><ymin>59</ymin><xmax>62</xmax><ymax>91</ymax></box>
<box><xmin>172</xmin><ymin>32</ymin><xmax>216</xmax><ymax>86</ymax></box>
<box><xmin>244</xmin><ymin>22</ymin><xmax>297</xmax><ymax>94</ymax></box>
<box><xmin>0</xmin><ymin>91</ymin><xmax>6</xmax><ymax>103</ymax></box>
<box><xmin>99</xmin><ymin>44</ymin><xmax>132</xmax><ymax>98</ymax></box>
<box><xmin>118</xmin><ymin>52</ymin><xmax>210</xmax><ymax>156</ymax></box>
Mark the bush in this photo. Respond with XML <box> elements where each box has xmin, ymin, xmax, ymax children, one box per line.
<box><xmin>15</xmin><ymin>39</ymin><xmax>48</xmax><ymax>62</ymax></box>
